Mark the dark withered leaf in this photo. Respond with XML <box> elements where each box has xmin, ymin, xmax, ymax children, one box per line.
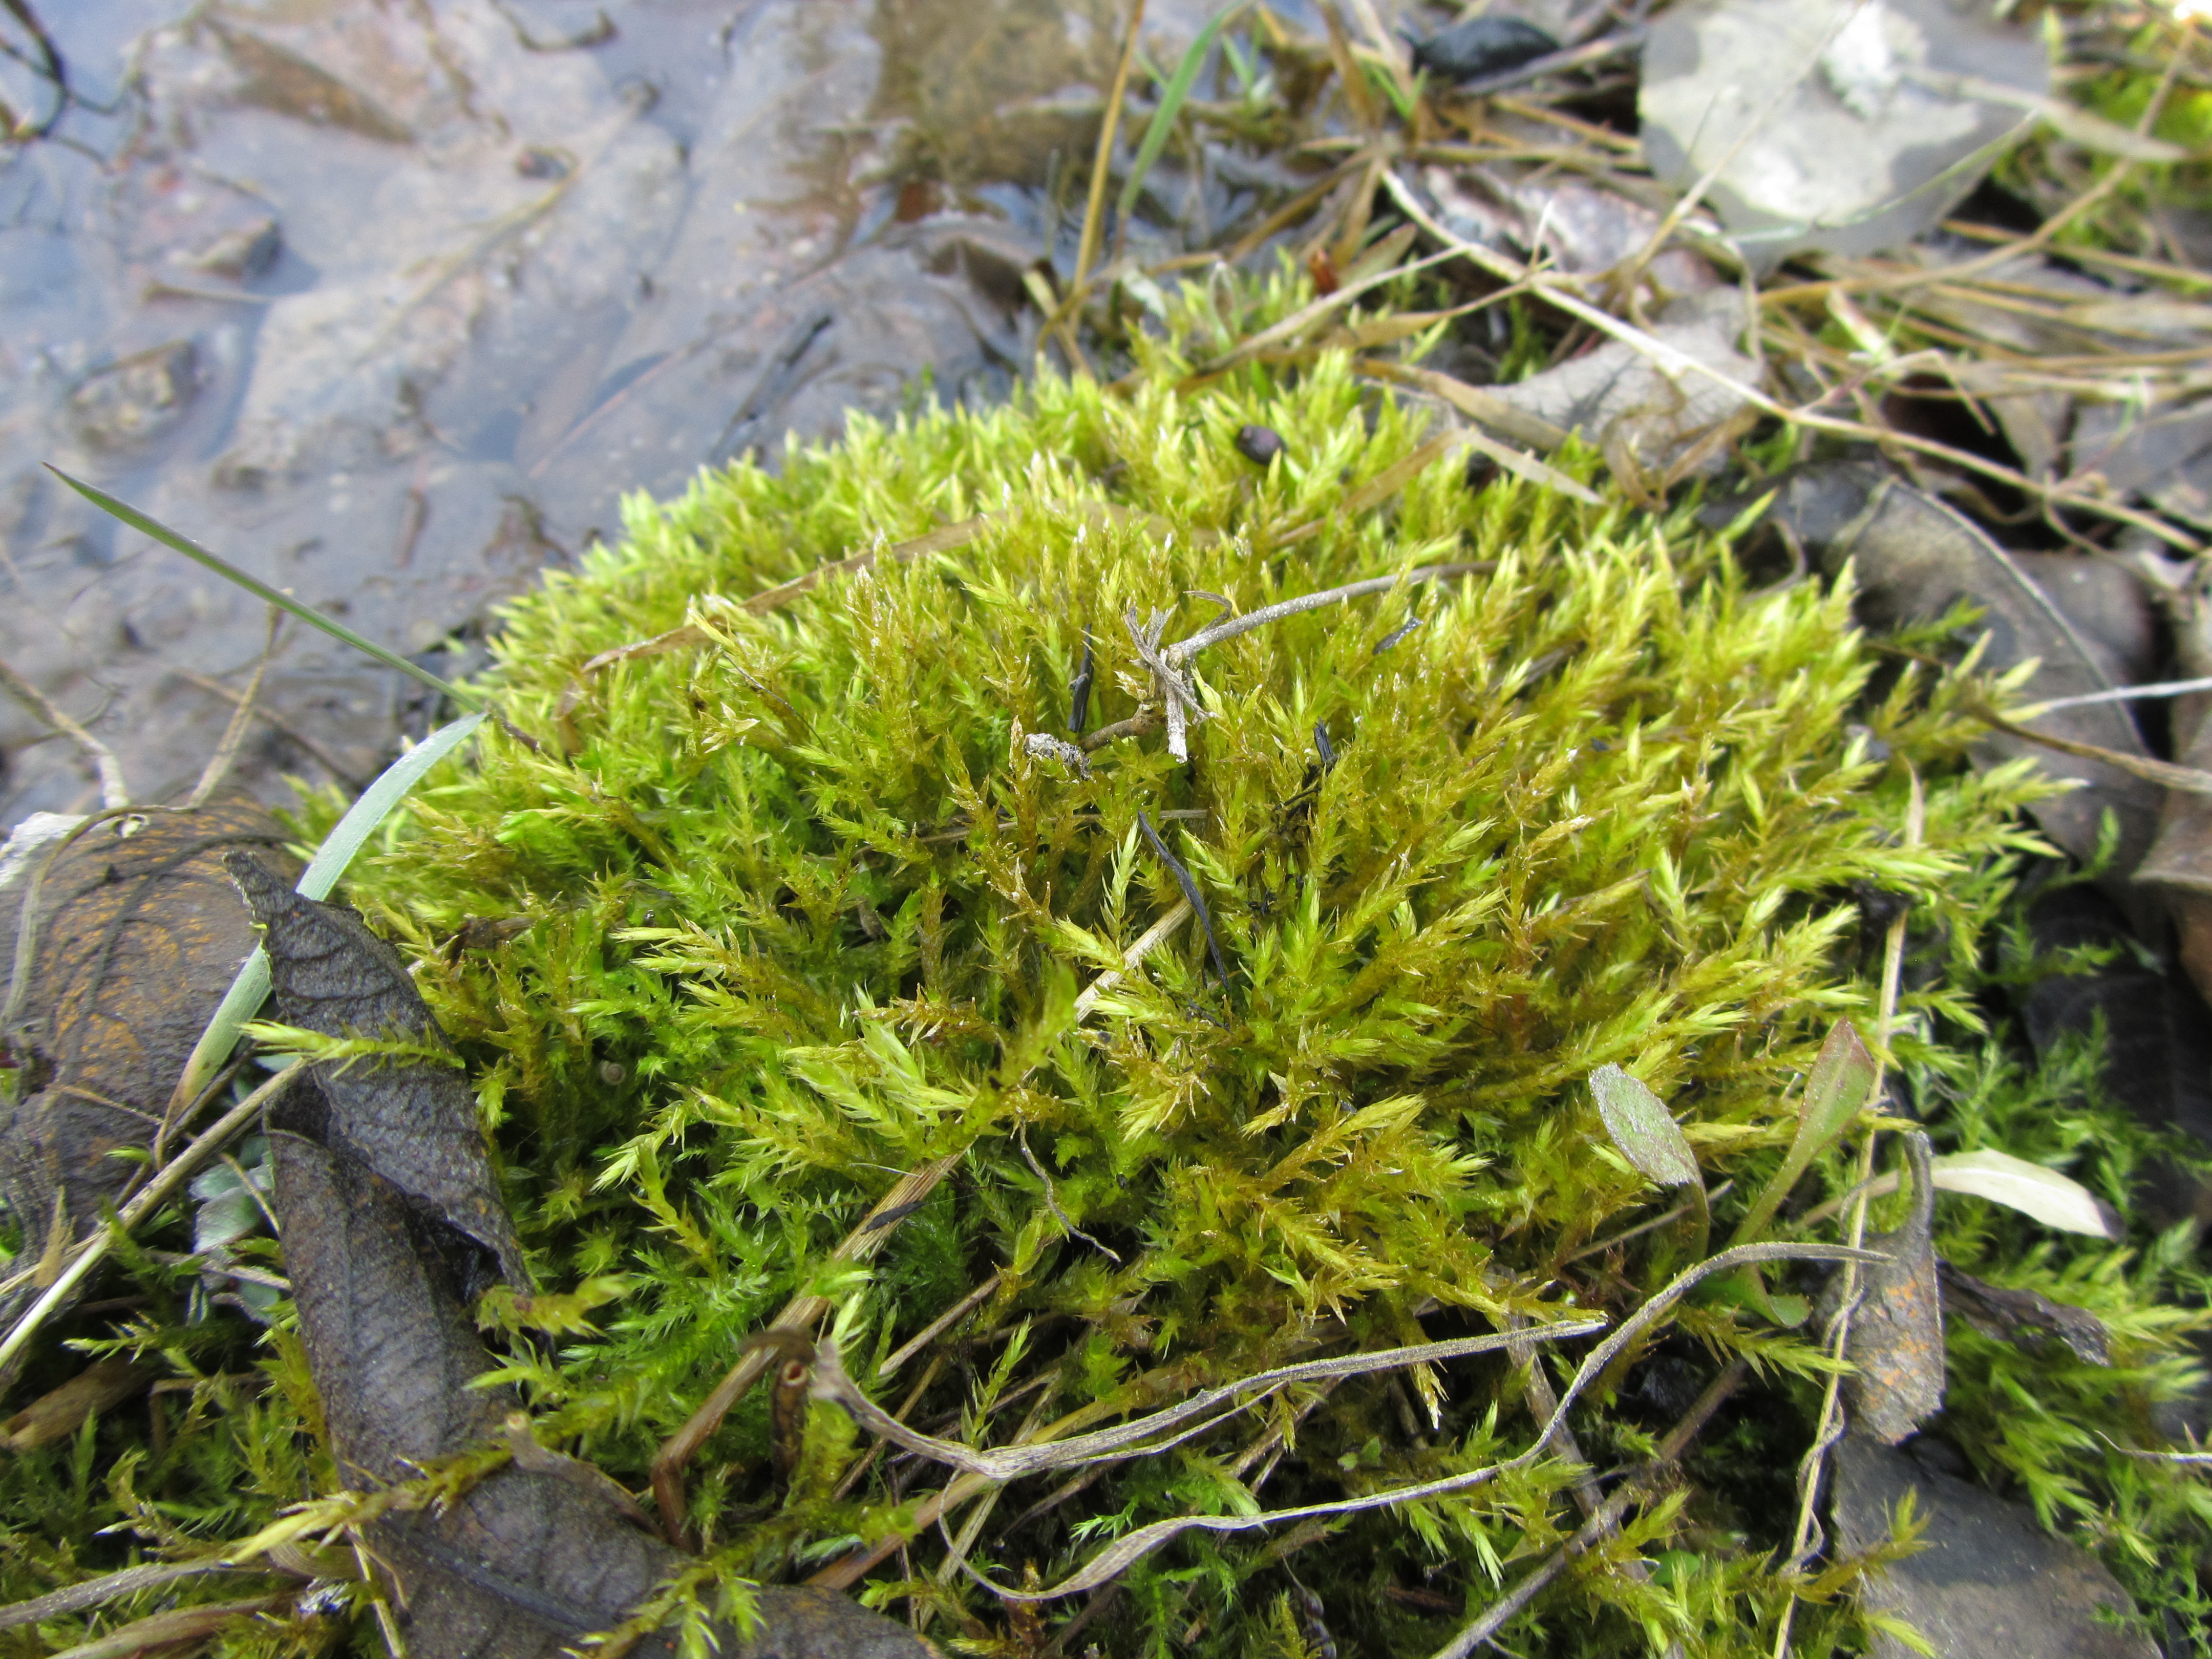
<box><xmin>1408</xmin><ymin>14</ymin><xmax>1559</xmax><ymax>81</ymax></box>
<box><xmin>271</xmin><ymin>1124</ymin><xmax>937</xmax><ymax>1658</ymax></box>
<box><xmin>226</xmin><ymin>852</ymin><xmax>529</xmax><ymax>1290</ymax></box>
<box><xmin>0</xmin><ymin>800</ymin><xmax>296</xmax><ymax>1378</ymax></box>
<box><xmin>1717</xmin><ymin>464</ymin><xmax>2163</xmax><ymax>913</ymax></box>
<box><xmin>1939</xmin><ymin>1258</ymin><xmax>2110</xmax><ymax>1366</ymax></box>
<box><xmin>1826</xmin><ymin>1131</ymin><xmax>1945</xmax><ymax>1445</ymax></box>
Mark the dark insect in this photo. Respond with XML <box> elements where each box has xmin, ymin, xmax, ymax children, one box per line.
<box><xmin>1464</xmin><ymin>450</ymin><xmax>1499</xmax><ymax>493</ymax></box>
<box><xmin>1407</xmin><ymin>15</ymin><xmax>1560</xmax><ymax>82</ymax></box>
<box><xmin>1313</xmin><ymin>720</ymin><xmax>1337</xmax><ymax>773</ymax></box>
<box><xmin>1235</xmin><ymin>423</ymin><xmax>1285</xmax><ymax>466</ymax></box>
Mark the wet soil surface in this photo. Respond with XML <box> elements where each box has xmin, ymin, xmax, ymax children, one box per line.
<box><xmin>0</xmin><ymin>0</ymin><xmax>1244</xmax><ymax>821</ymax></box>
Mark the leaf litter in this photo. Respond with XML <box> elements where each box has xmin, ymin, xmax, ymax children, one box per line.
<box><xmin>4</xmin><ymin>1</ymin><xmax>2212</xmax><ymax>1656</ymax></box>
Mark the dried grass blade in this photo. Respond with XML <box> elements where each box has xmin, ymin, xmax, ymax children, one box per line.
<box><xmin>959</xmin><ymin>1243</ymin><xmax>1879</xmax><ymax>1601</ymax></box>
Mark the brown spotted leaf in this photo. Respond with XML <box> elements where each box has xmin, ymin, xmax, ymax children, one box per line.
<box><xmin>225</xmin><ymin>852</ymin><xmax>528</xmax><ymax>1290</ymax></box>
<box><xmin>1828</xmin><ymin>1131</ymin><xmax>1945</xmax><ymax>1445</ymax></box>
<box><xmin>270</xmin><ymin>1112</ymin><xmax>935</xmax><ymax>1658</ymax></box>
<box><xmin>0</xmin><ymin>801</ymin><xmax>296</xmax><ymax>1382</ymax></box>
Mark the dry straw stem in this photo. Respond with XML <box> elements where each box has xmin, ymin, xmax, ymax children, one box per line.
<box><xmin>650</xmin><ymin>888</ymin><xmax>1207</xmax><ymax>1537</ymax></box>
<box><xmin>1771</xmin><ymin>767</ymin><xmax>1925</xmax><ymax>1658</ymax></box>
<box><xmin>0</xmin><ymin>1062</ymin><xmax>300</xmax><ymax>1379</ymax></box>
<box><xmin>796</xmin><ymin>1242</ymin><xmax>1879</xmax><ymax>1603</ymax></box>
<box><xmin>1433</xmin><ymin>1357</ymin><xmax>1754</xmax><ymax>1659</ymax></box>
<box><xmin>1376</xmin><ymin>172</ymin><xmax>2206</xmax><ymax>554</ymax></box>
<box><xmin>0</xmin><ymin>653</ymin><xmax>129</xmax><ymax>809</ymax></box>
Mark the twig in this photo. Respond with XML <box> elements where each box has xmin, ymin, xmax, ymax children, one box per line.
<box><xmin>0</xmin><ymin>1558</ymin><xmax>288</xmax><ymax>1632</ymax></box>
<box><xmin>187</xmin><ymin>606</ymin><xmax>281</xmax><ymax>809</ymax></box>
<box><xmin>1770</xmin><ymin>766</ymin><xmax>1923</xmax><ymax>1659</ymax></box>
<box><xmin>647</xmin><ymin>1152</ymin><xmax>962</xmax><ymax>1545</ymax></box>
<box><xmin>1166</xmin><ymin>564</ymin><xmax>1487</xmax><ymax>661</ymax></box>
<box><xmin>1018</xmin><ymin>1129</ymin><xmax>1123</xmax><ymax>1264</ymax></box>
<box><xmin>1448</xmin><ymin>28</ymin><xmax>1645</xmax><ymax>100</ymax></box>
<box><xmin>2024</xmin><ymin>674</ymin><xmax>2212</xmax><ymax>713</ymax></box>
<box><xmin>1074</xmin><ymin>0</ymin><xmax>1147</xmax><ymax>296</ymax></box>
<box><xmin>1073</xmin><ymin>898</ymin><xmax>1193</xmax><ymax>1017</ymax></box>
<box><xmin>880</xmin><ymin>1272</ymin><xmax>1004</xmax><ymax>1380</ymax></box>
<box><xmin>0</xmin><ymin>1062</ymin><xmax>299</xmax><ymax>1379</ymax></box>
<box><xmin>0</xmin><ymin>654</ymin><xmax>127</xmax><ymax>808</ymax></box>
<box><xmin>173</xmin><ymin>670</ymin><xmax>368</xmax><ymax>792</ymax></box>
<box><xmin>1377</xmin><ymin>171</ymin><xmax>2205</xmax><ymax>552</ymax></box>
<box><xmin>1430</xmin><ymin>1357</ymin><xmax>1752</xmax><ymax>1659</ymax></box>
<box><xmin>831</xmin><ymin>1243</ymin><xmax>1879</xmax><ymax>1601</ymax></box>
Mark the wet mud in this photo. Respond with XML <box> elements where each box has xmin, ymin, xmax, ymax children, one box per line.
<box><xmin>0</xmin><ymin>0</ymin><xmax>1240</xmax><ymax>821</ymax></box>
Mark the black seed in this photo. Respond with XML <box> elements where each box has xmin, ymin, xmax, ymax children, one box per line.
<box><xmin>1408</xmin><ymin>15</ymin><xmax>1560</xmax><ymax>82</ymax></box>
<box><xmin>1235</xmin><ymin>423</ymin><xmax>1285</xmax><ymax>465</ymax></box>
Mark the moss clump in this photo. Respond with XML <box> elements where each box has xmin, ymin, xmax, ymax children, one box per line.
<box><xmin>16</xmin><ymin>274</ymin><xmax>2207</xmax><ymax>1657</ymax></box>
<box><xmin>330</xmin><ymin>273</ymin><xmax>2055</xmax><ymax>1646</ymax></box>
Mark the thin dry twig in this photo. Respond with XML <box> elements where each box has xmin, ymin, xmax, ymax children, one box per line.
<box><xmin>1378</xmin><ymin>170</ymin><xmax>2206</xmax><ymax>552</ymax></box>
<box><xmin>1770</xmin><ymin>766</ymin><xmax>1924</xmax><ymax>1658</ymax></box>
<box><xmin>0</xmin><ymin>654</ymin><xmax>128</xmax><ymax>808</ymax></box>
<box><xmin>1431</xmin><ymin>1357</ymin><xmax>1753</xmax><ymax>1659</ymax></box>
<box><xmin>0</xmin><ymin>1062</ymin><xmax>300</xmax><ymax>1379</ymax></box>
<box><xmin>187</xmin><ymin>606</ymin><xmax>281</xmax><ymax>809</ymax></box>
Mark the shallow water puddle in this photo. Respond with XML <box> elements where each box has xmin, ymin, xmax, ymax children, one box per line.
<box><xmin>0</xmin><ymin>0</ymin><xmax>1226</xmax><ymax>819</ymax></box>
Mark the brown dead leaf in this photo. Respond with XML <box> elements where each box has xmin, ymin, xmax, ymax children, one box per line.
<box><xmin>1938</xmin><ymin>1260</ymin><xmax>2109</xmax><ymax>1366</ymax></box>
<box><xmin>1829</xmin><ymin>1132</ymin><xmax>1944</xmax><ymax>1445</ymax></box>
<box><xmin>0</xmin><ymin>801</ymin><xmax>299</xmax><ymax>1385</ymax></box>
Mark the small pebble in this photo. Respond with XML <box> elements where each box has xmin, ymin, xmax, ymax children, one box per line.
<box><xmin>1235</xmin><ymin>423</ymin><xmax>1285</xmax><ymax>465</ymax></box>
<box><xmin>1408</xmin><ymin>15</ymin><xmax>1560</xmax><ymax>82</ymax></box>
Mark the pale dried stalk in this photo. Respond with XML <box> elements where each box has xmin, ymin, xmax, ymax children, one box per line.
<box><xmin>806</xmin><ymin>1242</ymin><xmax>1879</xmax><ymax>1601</ymax></box>
<box><xmin>187</xmin><ymin>605</ymin><xmax>281</xmax><ymax>809</ymax></box>
<box><xmin>1378</xmin><ymin>170</ymin><xmax>2205</xmax><ymax>553</ymax></box>
<box><xmin>0</xmin><ymin>654</ymin><xmax>127</xmax><ymax>809</ymax></box>
<box><xmin>0</xmin><ymin>1063</ymin><xmax>299</xmax><ymax>1378</ymax></box>
<box><xmin>1432</xmin><ymin>1357</ymin><xmax>1753</xmax><ymax>1659</ymax></box>
<box><xmin>1771</xmin><ymin>765</ymin><xmax>1925</xmax><ymax>1659</ymax></box>
<box><xmin>652</xmin><ymin>897</ymin><xmax>1198</xmax><ymax>1536</ymax></box>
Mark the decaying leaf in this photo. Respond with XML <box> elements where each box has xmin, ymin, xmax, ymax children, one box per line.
<box><xmin>1589</xmin><ymin>1064</ymin><xmax>1700</xmax><ymax>1189</ymax></box>
<box><xmin>1728</xmin><ymin>463</ymin><xmax>2164</xmax><ymax>907</ymax></box>
<box><xmin>1486</xmin><ymin>290</ymin><xmax>1760</xmax><ymax>480</ymax></box>
<box><xmin>1640</xmin><ymin>0</ymin><xmax>2047</xmax><ymax>269</ymax></box>
<box><xmin>1828</xmin><ymin>1132</ymin><xmax>1944</xmax><ymax>1446</ymax></box>
<box><xmin>225</xmin><ymin>853</ymin><xmax>530</xmax><ymax>1291</ymax></box>
<box><xmin>1938</xmin><ymin>1260</ymin><xmax>2109</xmax><ymax>1366</ymax></box>
<box><xmin>1928</xmin><ymin>1148</ymin><xmax>2119</xmax><ymax>1240</ymax></box>
<box><xmin>270</xmin><ymin>1112</ymin><xmax>935</xmax><ymax>1657</ymax></box>
<box><xmin>0</xmin><ymin>801</ymin><xmax>297</xmax><ymax>1382</ymax></box>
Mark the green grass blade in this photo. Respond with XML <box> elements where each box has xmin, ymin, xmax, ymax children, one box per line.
<box><xmin>171</xmin><ymin>710</ymin><xmax>488</xmax><ymax>1109</ymax></box>
<box><xmin>1117</xmin><ymin>2</ymin><xmax>1248</xmax><ymax>223</ymax></box>
<box><xmin>43</xmin><ymin>464</ymin><xmax>476</xmax><ymax>708</ymax></box>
